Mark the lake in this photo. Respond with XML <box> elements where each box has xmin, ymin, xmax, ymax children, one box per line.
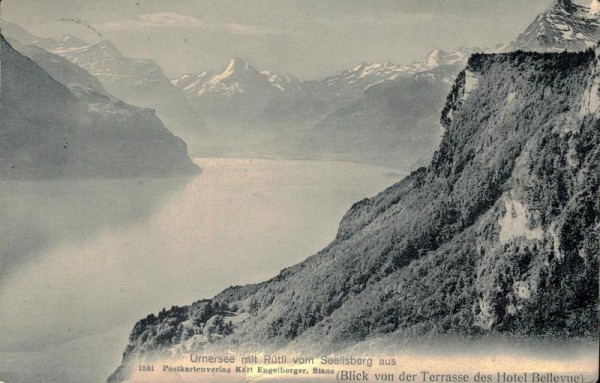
<box><xmin>0</xmin><ymin>158</ymin><xmax>404</xmax><ymax>383</ymax></box>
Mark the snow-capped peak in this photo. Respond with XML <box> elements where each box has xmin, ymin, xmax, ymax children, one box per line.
<box><xmin>206</xmin><ymin>57</ymin><xmax>260</xmax><ymax>87</ymax></box>
<box><xmin>172</xmin><ymin>58</ymin><xmax>299</xmax><ymax>97</ymax></box>
<box><xmin>224</xmin><ymin>57</ymin><xmax>249</xmax><ymax>74</ymax></box>
<box><xmin>336</xmin><ymin>61</ymin><xmax>407</xmax><ymax>82</ymax></box>
<box><xmin>230</xmin><ymin>57</ymin><xmax>247</xmax><ymax>66</ymax></box>
<box><xmin>425</xmin><ymin>49</ymin><xmax>445</xmax><ymax>67</ymax></box>
<box><xmin>507</xmin><ymin>0</ymin><xmax>600</xmax><ymax>52</ymax></box>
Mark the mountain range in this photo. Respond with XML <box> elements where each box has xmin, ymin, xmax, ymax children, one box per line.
<box><xmin>0</xmin><ymin>34</ymin><xmax>199</xmax><ymax>178</ymax></box>
<box><xmin>1</xmin><ymin>20</ymin><xmax>206</xmax><ymax>147</ymax></box>
<box><xmin>5</xmin><ymin>0</ymin><xmax>600</xmax><ymax>170</ymax></box>
<box><xmin>173</xmin><ymin>58</ymin><xmax>301</xmax><ymax>106</ymax></box>
<box><xmin>258</xmin><ymin>48</ymin><xmax>469</xmax><ymax>124</ymax></box>
<box><xmin>175</xmin><ymin>48</ymin><xmax>473</xmax><ymax>168</ymax></box>
<box><xmin>171</xmin><ymin>0</ymin><xmax>600</xmax><ymax>169</ymax></box>
<box><xmin>296</xmin><ymin>51</ymin><xmax>470</xmax><ymax>168</ymax></box>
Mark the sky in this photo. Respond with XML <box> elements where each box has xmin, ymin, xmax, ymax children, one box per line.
<box><xmin>1</xmin><ymin>0</ymin><xmax>567</xmax><ymax>79</ymax></box>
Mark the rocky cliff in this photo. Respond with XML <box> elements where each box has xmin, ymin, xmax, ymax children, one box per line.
<box><xmin>508</xmin><ymin>0</ymin><xmax>600</xmax><ymax>52</ymax></box>
<box><xmin>109</xmin><ymin>48</ymin><xmax>599</xmax><ymax>382</ymax></box>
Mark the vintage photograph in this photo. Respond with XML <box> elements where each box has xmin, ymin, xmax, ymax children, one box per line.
<box><xmin>0</xmin><ymin>1</ymin><xmax>598</xmax><ymax>382</ymax></box>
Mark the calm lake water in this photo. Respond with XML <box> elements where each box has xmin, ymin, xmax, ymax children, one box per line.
<box><xmin>0</xmin><ymin>158</ymin><xmax>404</xmax><ymax>383</ymax></box>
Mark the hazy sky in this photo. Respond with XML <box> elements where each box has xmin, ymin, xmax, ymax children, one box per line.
<box><xmin>2</xmin><ymin>0</ymin><xmax>569</xmax><ymax>79</ymax></box>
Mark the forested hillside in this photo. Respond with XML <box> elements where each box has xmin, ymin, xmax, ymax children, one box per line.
<box><xmin>109</xmin><ymin>48</ymin><xmax>599</xmax><ymax>382</ymax></box>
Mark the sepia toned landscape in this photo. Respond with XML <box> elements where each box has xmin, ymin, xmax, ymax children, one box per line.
<box><xmin>0</xmin><ymin>1</ymin><xmax>598</xmax><ymax>382</ymax></box>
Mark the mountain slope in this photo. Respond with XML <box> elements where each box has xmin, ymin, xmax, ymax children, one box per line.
<box><xmin>0</xmin><ymin>21</ymin><xmax>206</xmax><ymax>146</ymax></box>
<box><xmin>8</xmin><ymin>39</ymin><xmax>109</xmax><ymax>95</ymax></box>
<box><xmin>51</xmin><ymin>39</ymin><xmax>206</xmax><ymax>142</ymax></box>
<box><xmin>301</xmin><ymin>62</ymin><xmax>465</xmax><ymax>168</ymax></box>
<box><xmin>109</xmin><ymin>49</ymin><xmax>599</xmax><ymax>382</ymax></box>
<box><xmin>259</xmin><ymin>49</ymin><xmax>471</xmax><ymax>127</ymax></box>
<box><xmin>250</xmin><ymin>50</ymin><xmax>471</xmax><ymax>168</ymax></box>
<box><xmin>508</xmin><ymin>0</ymin><xmax>600</xmax><ymax>52</ymax></box>
<box><xmin>0</xmin><ymin>20</ymin><xmax>61</xmax><ymax>50</ymax></box>
<box><xmin>0</xmin><ymin>34</ymin><xmax>199</xmax><ymax>179</ymax></box>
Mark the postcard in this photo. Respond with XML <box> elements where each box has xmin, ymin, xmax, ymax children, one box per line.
<box><xmin>0</xmin><ymin>1</ymin><xmax>598</xmax><ymax>382</ymax></box>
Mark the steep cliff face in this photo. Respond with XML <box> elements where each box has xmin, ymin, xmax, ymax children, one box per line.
<box><xmin>109</xmin><ymin>49</ymin><xmax>599</xmax><ymax>382</ymax></box>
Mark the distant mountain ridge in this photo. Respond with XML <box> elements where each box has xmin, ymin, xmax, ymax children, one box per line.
<box><xmin>173</xmin><ymin>57</ymin><xmax>301</xmax><ymax>97</ymax></box>
<box><xmin>178</xmin><ymin>48</ymin><xmax>474</xmax><ymax>168</ymax></box>
<box><xmin>0</xmin><ymin>21</ymin><xmax>206</xmax><ymax>146</ymax></box>
<box><xmin>51</xmin><ymin>39</ymin><xmax>207</xmax><ymax>142</ymax></box>
<box><xmin>0</xmin><ymin>20</ymin><xmax>60</xmax><ymax>50</ymax></box>
<box><xmin>172</xmin><ymin>57</ymin><xmax>301</xmax><ymax>120</ymax></box>
<box><xmin>174</xmin><ymin>48</ymin><xmax>473</xmax><ymax>122</ymax></box>
<box><xmin>319</xmin><ymin>48</ymin><xmax>471</xmax><ymax>91</ymax></box>
<box><xmin>251</xmin><ymin>48</ymin><xmax>474</xmax><ymax>168</ymax></box>
<box><xmin>8</xmin><ymin>39</ymin><xmax>109</xmax><ymax>96</ymax></box>
<box><xmin>0</xmin><ymin>34</ymin><xmax>199</xmax><ymax>179</ymax></box>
